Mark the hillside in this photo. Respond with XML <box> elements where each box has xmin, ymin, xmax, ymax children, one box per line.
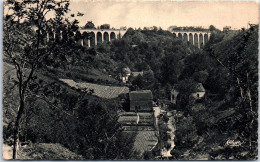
<box><xmin>3</xmin><ymin>60</ymin><xmax>136</xmax><ymax>160</ymax></box>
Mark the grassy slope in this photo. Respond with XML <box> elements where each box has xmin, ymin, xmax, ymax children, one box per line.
<box><xmin>50</xmin><ymin>66</ymin><xmax>120</xmax><ymax>85</ymax></box>
<box><xmin>16</xmin><ymin>143</ymin><xmax>84</xmax><ymax>160</ymax></box>
<box><xmin>46</xmin><ymin>51</ymin><xmax>121</xmax><ymax>85</ymax></box>
<box><xmin>3</xmin><ymin>143</ymin><xmax>83</xmax><ymax>160</ymax></box>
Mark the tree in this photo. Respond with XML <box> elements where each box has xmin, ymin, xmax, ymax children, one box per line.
<box><xmin>84</xmin><ymin>21</ymin><xmax>95</xmax><ymax>29</ymax></box>
<box><xmin>175</xmin><ymin>78</ymin><xmax>196</xmax><ymax>112</ymax></box>
<box><xmin>72</xmin><ymin>97</ymin><xmax>138</xmax><ymax>159</ymax></box>
<box><xmin>131</xmin><ymin>74</ymin><xmax>145</xmax><ymax>90</ymax></box>
<box><xmin>203</xmin><ymin>25</ymin><xmax>258</xmax><ymax>158</ymax></box>
<box><xmin>174</xmin><ymin>115</ymin><xmax>198</xmax><ymax>148</ymax></box>
<box><xmin>3</xmin><ymin>0</ymin><xmax>70</xmax><ymax>159</ymax></box>
<box><xmin>209</xmin><ymin>25</ymin><xmax>217</xmax><ymax>31</ymax></box>
<box><xmin>160</xmin><ymin>53</ymin><xmax>182</xmax><ymax>85</ymax></box>
<box><xmin>100</xmin><ymin>24</ymin><xmax>110</xmax><ymax>29</ymax></box>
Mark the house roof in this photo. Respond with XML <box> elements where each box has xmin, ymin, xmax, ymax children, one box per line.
<box><xmin>132</xmin><ymin>71</ymin><xmax>144</xmax><ymax>77</ymax></box>
<box><xmin>193</xmin><ymin>83</ymin><xmax>205</xmax><ymax>92</ymax></box>
<box><xmin>137</xmin><ymin>113</ymin><xmax>154</xmax><ymax>125</ymax></box>
<box><xmin>158</xmin><ymin>99</ymin><xmax>172</xmax><ymax>104</ymax></box>
<box><xmin>118</xmin><ymin>115</ymin><xmax>138</xmax><ymax>124</ymax></box>
<box><xmin>123</xmin><ymin>67</ymin><xmax>131</xmax><ymax>74</ymax></box>
<box><xmin>129</xmin><ymin>90</ymin><xmax>153</xmax><ymax>101</ymax></box>
<box><xmin>119</xmin><ymin>112</ymin><xmax>138</xmax><ymax>116</ymax></box>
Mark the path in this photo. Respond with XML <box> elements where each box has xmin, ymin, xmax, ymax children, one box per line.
<box><xmin>153</xmin><ymin>107</ymin><xmax>160</xmax><ymax>130</ymax></box>
<box><xmin>161</xmin><ymin>112</ymin><xmax>176</xmax><ymax>157</ymax></box>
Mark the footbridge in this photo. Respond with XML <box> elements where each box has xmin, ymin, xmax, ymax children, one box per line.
<box><xmin>172</xmin><ymin>31</ymin><xmax>211</xmax><ymax>48</ymax></box>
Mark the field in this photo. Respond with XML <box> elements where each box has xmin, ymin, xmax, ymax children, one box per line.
<box><xmin>60</xmin><ymin>79</ymin><xmax>129</xmax><ymax>99</ymax></box>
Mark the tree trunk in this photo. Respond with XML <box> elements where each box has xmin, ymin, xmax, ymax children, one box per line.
<box><xmin>246</xmin><ymin>72</ymin><xmax>254</xmax><ymax>151</ymax></box>
<box><xmin>236</xmin><ymin>77</ymin><xmax>244</xmax><ymax>99</ymax></box>
<box><xmin>246</xmin><ymin>72</ymin><xmax>253</xmax><ymax>112</ymax></box>
<box><xmin>12</xmin><ymin>98</ymin><xmax>24</xmax><ymax>159</ymax></box>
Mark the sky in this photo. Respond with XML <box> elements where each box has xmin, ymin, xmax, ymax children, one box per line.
<box><xmin>68</xmin><ymin>0</ymin><xmax>259</xmax><ymax>30</ymax></box>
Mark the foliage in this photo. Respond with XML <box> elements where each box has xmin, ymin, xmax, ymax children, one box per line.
<box><xmin>4</xmin><ymin>74</ymin><xmax>138</xmax><ymax>159</ymax></box>
<box><xmin>172</xmin><ymin>25</ymin><xmax>258</xmax><ymax>160</ymax></box>
<box><xmin>84</xmin><ymin>21</ymin><xmax>95</xmax><ymax>29</ymax></box>
<box><xmin>17</xmin><ymin>143</ymin><xmax>84</xmax><ymax>160</ymax></box>
<box><xmin>207</xmin><ymin>25</ymin><xmax>258</xmax><ymax>158</ymax></box>
<box><xmin>108</xmin><ymin>28</ymin><xmax>196</xmax><ymax>100</ymax></box>
<box><xmin>174</xmin><ymin>115</ymin><xmax>198</xmax><ymax>147</ymax></box>
<box><xmin>100</xmin><ymin>24</ymin><xmax>110</xmax><ymax>29</ymax></box>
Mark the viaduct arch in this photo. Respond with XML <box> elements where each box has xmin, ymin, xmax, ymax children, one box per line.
<box><xmin>172</xmin><ymin>31</ymin><xmax>211</xmax><ymax>48</ymax></box>
<box><xmin>44</xmin><ymin>28</ymin><xmax>127</xmax><ymax>48</ymax></box>
<box><xmin>77</xmin><ymin>29</ymin><xmax>127</xmax><ymax>47</ymax></box>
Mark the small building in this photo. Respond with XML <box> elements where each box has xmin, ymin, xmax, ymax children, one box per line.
<box><xmin>129</xmin><ymin>90</ymin><xmax>153</xmax><ymax>112</ymax></box>
<box><xmin>190</xmin><ymin>83</ymin><xmax>206</xmax><ymax>99</ymax></box>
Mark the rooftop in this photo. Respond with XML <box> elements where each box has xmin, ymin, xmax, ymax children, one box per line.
<box><xmin>193</xmin><ymin>83</ymin><xmax>205</xmax><ymax>92</ymax></box>
<box><xmin>129</xmin><ymin>90</ymin><xmax>153</xmax><ymax>101</ymax></box>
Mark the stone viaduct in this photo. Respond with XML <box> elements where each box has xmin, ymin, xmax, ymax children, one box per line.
<box><xmin>172</xmin><ymin>31</ymin><xmax>211</xmax><ymax>48</ymax></box>
<box><xmin>77</xmin><ymin>29</ymin><xmax>127</xmax><ymax>47</ymax></box>
<box><xmin>43</xmin><ymin>28</ymin><xmax>210</xmax><ymax>48</ymax></box>
<box><xmin>45</xmin><ymin>28</ymin><xmax>127</xmax><ymax>47</ymax></box>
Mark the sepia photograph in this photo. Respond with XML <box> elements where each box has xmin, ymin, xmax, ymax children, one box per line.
<box><xmin>2</xmin><ymin>0</ymin><xmax>259</xmax><ymax>160</ymax></box>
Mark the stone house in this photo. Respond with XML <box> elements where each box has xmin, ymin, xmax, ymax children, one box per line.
<box><xmin>190</xmin><ymin>83</ymin><xmax>206</xmax><ymax>99</ymax></box>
